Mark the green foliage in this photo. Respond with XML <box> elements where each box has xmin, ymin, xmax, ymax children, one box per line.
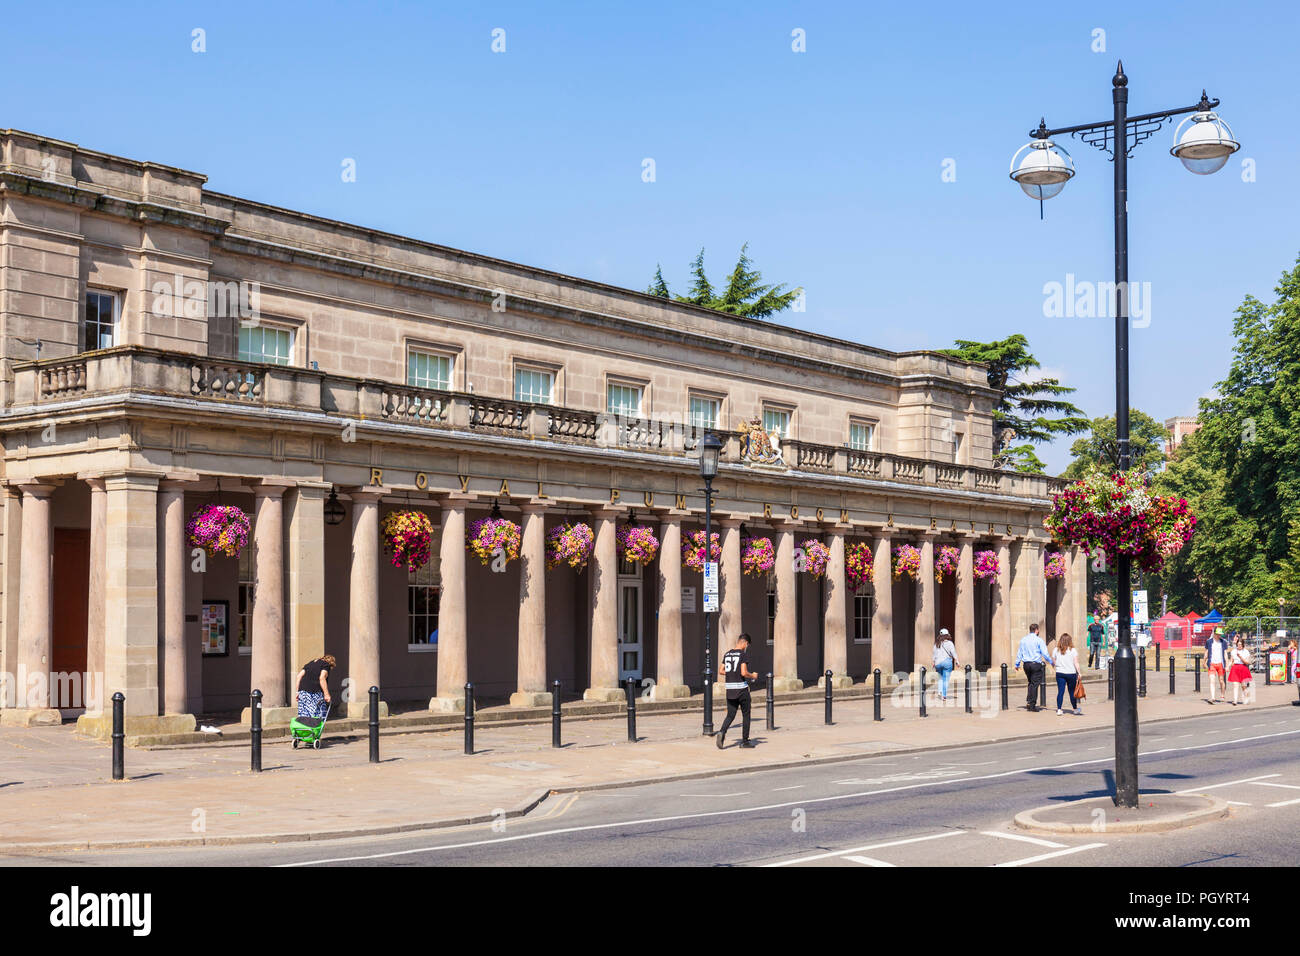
<box><xmin>939</xmin><ymin>334</ymin><xmax>1089</xmax><ymax>473</ymax></box>
<box><xmin>1153</xmin><ymin>254</ymin><xmax>1300</xmax><ymax>616</ymax></box>
<box><xmin>1061</xmin><ymin>409</ymin><xmax>1169</xmax><ymax>481</ymax></box>
<box><xmin>649</xmin><ymin>244</ymin><xmax>801</xmax><ymax>319</ymax></box>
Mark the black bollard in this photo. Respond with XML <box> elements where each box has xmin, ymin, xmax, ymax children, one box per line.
<box><xmin>1039</xmin><ymin>667</ymin><xmax>1047</xmax><ymax>708</ymax></box>
<box><xmin>463</xmin><ymin>682</ymin><xmax>475</xmax><ymax>755</ymax></box>
<box><xmin>1266</xmin><ymin>650</ymin><xmax>1273</xmax><ymax>686</ymax></box>
<box><xmin>1169</xmin><ymin>663</ymin><xmax>1175</xmax><ymax>695</ymax></box>
<box><xmin>1155</xmin><ymin>642</ymin><xmax>1162</xmax><ymax>673</ymax></box>
<box><xmin>1108</xmin><ymin>658</ymin><xmax>1115</xmax><ymax>700</ymax></box>
<box><xmin>625</xmin><ymin>678</ymin><xmax>637</xmax><ymax>742</ymax></box>
<box><xmin>1000</xmin><ymin>663</ymin><xmax>1008</xmax><ymax>711</ymax></box>
<box><xmin>873</xmin><ymin>668</ymin><xmax>883</xmax><ymax>721</ymax></box>
<box><xmin>1194</xmin><ymin>653</ymin><xmax>1202</xmax><ymax>692</ymax></box>
<box><xmin>368</xmin><ymin>686</ymin><xmax>379</xmax><ymax>764</ymax></box>
<box><xmin>552</xmin><ymin>680</ymin><xmax>562</xmax><ymax>748</ymax></box>
<box><xmin>765</xmin><ymin>672</ymin><xmax>775</xmax><ymax>730</ymax></box>
<box><xmin>111</xmin><ymin>692</ymin><xmax>125</xmax><ymax>781</ymax></box>
<box><xmin>1139</xmin><ymin>647</ymin><xmax>1147</xmax><ymax>698</ymax></box>
<box><xmin>250</xmin><ymin>689</ymin><xmax>262</xmax><ymax>773</ymax></box>
<box><xmin>824</xmin><ymin>670</ymin><xmax>833</xmax><ymax>725</ymax></box>
<box><xmin>919</xmin><ymin>667</ymin><xmax>928</xmax><ymax>718</ymax></box>
<box><xmin>964</xmin><ymin>664</ymin><xmax>972</xmax><ymax>714</ymax></box>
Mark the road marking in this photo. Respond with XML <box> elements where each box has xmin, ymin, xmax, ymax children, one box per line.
<box><xmin>1086</xmin><ymin>746</ymin><xmax>1105</xmax><ymax>751</ymax></box>
<box><xmin>979</xmin><ymin>831</ymin><xmax>1065</xmax><ymax>848</ymax></box>
<box><xmin>278</xmin><ymin>726</ymin><xmax>1300</xmax><ymax>866</ymax></box>
<box><xmin>1225</xmin><ymin>801</ymin><xmax>1252</xmax><ymax>806</ymax></box>
<box><xmin>765</xmin><ymin>831</ymin><xmax>962</xmax><ymax>867</ymax></box>
<box><xmin>771</xmin><ymin>785</ymin><xmax>804</xmax><ymax>792</ymax></box>
<box><xmin>538</xmin><ymin>793</ymin><xmax>580</xmax><ymax>819</ymax></box>
<box><xmin>1178</xmin><ymin>734</ymin><xmax>1194</xmax><ymax>738</ymax></box>
<box><xmin>994</xmin><ymin>843</ymin><xmax>1106</xmax><ymax>867</ymax></box>
<box><xmin>844</xmin><ymin>855</ymin><xmax>896</xmax><ymax>867</ymax></box>
<box><xmin>1266</xmin><ymin>797</ymin><xmax>1300</xmax><ymax>808</ymax></box>
<box><xmin>1250</xmin><ymin>782</ymin><xmax>1300</xmax><ymax>791</ymax></box>
<box><xmin>682</xmin><ymin>792</ymin><xmax>749</xmax><ymax>798</ymax></box>
<box><xmin>1178</xmin><ymin>774</ymin><xmax>1280</xmax><ymax>794</ymax></box>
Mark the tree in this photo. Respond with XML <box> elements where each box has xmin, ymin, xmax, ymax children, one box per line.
<box><xmin>1061</xmin><ymin>409</ymin><xmax>1169</xmax><ymax>481</ymax></box>
<box><xmin>939</xmin><ymin>334</ymin><xmax>1089</xmax><ymax>473</ymax></box>
<box><xmin>648</xmin><ymin>244</ymin><xmax>801</xmax><ymax>319</ymax></box>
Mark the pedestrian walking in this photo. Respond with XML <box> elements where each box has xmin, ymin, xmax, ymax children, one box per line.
<box><xmin>1014</xmin><ymin>623</ymin><xmax>1052</xmax><ymax>712</ymax></box>
<box><xmin>1087</xmin><ymin>615</ymin><xmax>1106</xmax><ymax>669</ymax></box>
<box><xmin>1052</xmin><ymin>633</ymin><xmax>1082</xmax><ymax>715</ymax></box>
<box><xmin>1227</xmin><ymin>636</ymin><xmax>1253</xmax><ymax>706</ymax></box>
<box><xmin>1205</xmin><ymin>627</ymin><xmax>1229</xmax><ymax>704</ymax></box>
<box><xmin>295</xmin><ymin>653</ymin><xmax>335</xmax><ymax>720</ymax></box>
<box><xmin>932</xmin><ymin>627</ymin><xmax>959</xmax><ymax>702</ymax></box>
<box><xmin>716</xmin><ymin>633</ymin><xmax>757</xmax><ymax>749</ymax></box>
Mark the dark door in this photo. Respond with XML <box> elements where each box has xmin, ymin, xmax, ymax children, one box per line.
<box><xmin>52</xmin><ymin>529</ymin><xmax>90</xmax><ymax>708</ymax></box>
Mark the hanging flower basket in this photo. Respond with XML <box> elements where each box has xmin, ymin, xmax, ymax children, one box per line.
<box><xmin>381</xmin><ymin>509</ymin><xmax>434</xmax><ymax>571</ymax></box>
<box><xmin>846</xmin><ymin>541</ymin><xmax>875</xmax><ymax>590</ymax></box>
<box><xmin>1044</xmin><ymin>471</ymin><xmax>1195</xmax><ymax>574</ymax></box>
<box><xmin>741</xmin><ymin>536</ymin><xmax>775</xmax><ymax>576</ymax></box>
<box><xmin>681</xmin><ymin>530</ymin><xmax>721</xmax><ymax>571</ymax></box>
<box><xmin>801</xmin><ymin>539</ymin><xmax>830</xmax><ymax>577</ymax></box>
<box><xmin>617</xmin><ymin>524</ymin><xmax>660</xmax><ymax>565</ymax></box>
<box><xmin>973</xmin><ymin>549</ymin><xmax>1000</xmax><ymax>581</ymax></box>
<box><xmin>1044</xmin><ymin>550</ymin><xmax>1067</xmax><ymax>579</ymax></box>
<box><xmin>186</xmin><ymin>504</ymin><xmax>251</xmax><ymax>558</ymax></box>
<box><xmin>546</xmin><ymin>522</ymin><xmax>594</xmax><ymax>571</ymax></box>
<box><xmin>933</xmin><ymin>545</ymin><xmax>960</xmax><ymax>583</ymax></box>
<box><xmin>892</xmin><ymin>544</ymin><xmax>921</xmax><ymax>581</ymax></box>
<box><xmin>467</xmin><ymin>517</ymin><xmax>521</xmax><ymax>566</ymax></box>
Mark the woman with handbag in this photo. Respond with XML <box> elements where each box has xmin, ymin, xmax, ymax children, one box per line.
<box><xmin>932</xmin><ymin>628</ymin><xmax>959</xmax><ymax>702</ymax></box>
<box><xmin>1052</xmin><ymin>633</ymin><xmax>1082</xmax><ymax>715</ymax></box>
<box><xmin>1227</xmin><ymin>636</ymin><xmax>1253</xmax><ymax>705</ymax></box>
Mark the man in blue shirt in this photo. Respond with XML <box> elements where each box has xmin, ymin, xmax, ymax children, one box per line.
<box><xmin>1014</xmin><ymin>623</ymin><xmax>1052</xmax><ymax>712</ymax></box>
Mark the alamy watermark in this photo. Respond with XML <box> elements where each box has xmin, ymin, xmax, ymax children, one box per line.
<box><xmin>1043</xmin><ymin>273</ymin><xmax>1152</xmax><ymax>327</ymax></box>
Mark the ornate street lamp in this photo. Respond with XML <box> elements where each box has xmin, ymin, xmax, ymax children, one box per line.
<box><xmin>1011</xmin><ymin>62</ymin><xmax>1240</xmax><ymax>808</ymax></box>
<box><xmin>699</xmin><ymin>431</ymin><xmax>723</xmax><ymax>736</ymax></box>
<box><xmin>324</xmin><ymin>488</ymin><xmax>346</xmax><ymax>526</ymax></box>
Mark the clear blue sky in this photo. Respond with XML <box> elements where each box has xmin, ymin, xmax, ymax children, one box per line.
<box><xmin>6</xmin><ymin>0</ymin><xmax>1297</xmax><ymax>473</ymax></box>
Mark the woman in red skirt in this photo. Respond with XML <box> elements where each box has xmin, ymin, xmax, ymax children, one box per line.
<box><xmin>1227</xmin><ymin>636</ymin><xmax>1253</xmax><ymax>705</ymax></box>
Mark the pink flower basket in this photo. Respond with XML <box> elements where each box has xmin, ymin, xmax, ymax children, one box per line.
<box><xmin>617</xmin><ymin>524</ymin><xmax>660</xmax><ymax>565</ymax></box>
<box><xmin>846</xmin><ymin>542</ymin><xmax>875</xmax><ymax>590</ymax></box>
<box><xmin>681</xmin><ymin>530</ymin><xmax>721</xmax><ymax>571</ymax></box>
<box><xmin>381</xmin><ymin>509</ymin><xmax>434</xmax><ymax>571</ymax></box>
<box><xmin>892</xmin><ymin>544</ymin><xmax>921</xmax><ymax>581</ymax></box>
<box><xmin>933</xmin><ymin>545</ymin><xmax>960</xmax><ymax>583</ymax></box>
<box><xmin>801</xmin><ymin>539</ymin><xmax>830</xmax><ymax>577</ymax></box>
<box><xmin>1044</xmin><ymin>551</ymin><xmax>1067</xmax><ymax>579</ymax></box>
<box><xmin>546</xmin><ymin>522</ymin><xmax>594</xmax><ymax>572</ymax></box>
<box><xmin>186</xmin><ymin>504</ymin><xmax>251</xmax><ymax>558</ymax></box>
<box><xmin>467</xmin><ymin>517</ymin><xmax>521</xmax><ymax>566</ymax></box>
<box><xmin>973</xmin><ymin>549</ymin><xmax>1000</xmax><ymax>581</ymax></box>
<box><xmin>741</xmin><ymin>537</ymin><xmax>775</xmax><ymax>576</ymax></box>
<box><xmin>1044</xmin><ymin>471</ymin><xmax>1195</xmax><ymax>574</ymax></box>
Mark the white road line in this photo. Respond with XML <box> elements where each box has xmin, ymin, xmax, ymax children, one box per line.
<box><xmin>1266</xmin><ymin>797</ymin><xmax>1300</xmax><ymax>808</ymax></box>
<box><xmin>1225</xmin><ymin>801</ymin><xmax>1252</xmax><ymax>806</ymax></box>
<box><xmin>278</xmin><ymin>726</ymin><xmax>1300</xmax><ymax>866</ymax></box>
<box><xmin>766</xmin><ymin>831</ymin><xmax>962</xmax><ymax>867</ymax></box>
<box><xmin>682</xmin><ymin>792</ymin><xmax>749</xmax><ymax>798</ymax></box>
<box><xmin>1250</xmin><ymin>782</ymin><xmax>1300</xmax><ymax>791</ymax></box>
<box><xmin>843</xmin><ymin>855</ymin><xmax>896</xmax><ymax>867</ymax></box>
<box><xmin>994</xmin><ymin>843</ymin><xmax>1106</xmax><ymax>867</ymax></box>
<box><xmin>1178</xmin><ymin>734</ymin><xmax>1193</xmax><ymax>738</ymax></box>
<box><xmin>1177</xmin><ymin>774</ymin><xmax>1280</xmax><ymax>794</ymax></box>
<box><xmin>771</xmin><ymin>785</ymin><xmax>804</xmax><ymax>792</ymax></box>
<box><xmin>979</xmin><ymin>831</ymin><xmax>1066</xmax><ymax>849</ymax></box>
<box><xmin>1086</xmin><ymin>746</ymin><xmax>1105</xmax><ymax>751</ymax></box>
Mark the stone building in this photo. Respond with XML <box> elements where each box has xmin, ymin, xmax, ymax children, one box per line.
<box><xmin>0</xmin><ymin>129</ymin><xmax>1086</xmax><ymax>733</ymax></box>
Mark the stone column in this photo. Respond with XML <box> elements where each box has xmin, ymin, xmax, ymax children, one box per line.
<box><xmin>914</xmin><ymin>534</ymin><xmax>937</xmax><ymax>678</ymax></box>
<box><xmin>1028</xmin><ymin>539</ymin><xmax>1047</xmax><ymax>637</ymax></box>
<box><xmin>871</xmin><ymin>534</ymin><xmax>894</xmax><ymax>677</ymax></box>
<box><xmin>0</xmin><ymin>487</ymin><xmax>21</xmax><ymax>717</ymax></box>
<box><xmin>244</xmin><ymin>482</ymin><xmax>288</xmax><ymax>724</ymax></box>
<box><xmin>346</xmin><ymin>488</ymin><xmax>386</xmax><ymax>718</ymax></box>
<box><xmin>158</xmin><ymin>481</ymin><xmax>189</xmax><ymax>716</ymax></box>
<box><xmin>819</xmin><ymin>529</ymin><xmax>852</xmax><ymax>688</ymax></box>
<box><xmin>990</xmin><ymin>538</ymin><xmax>1013</xmax><ymax>670</ymax></box>
<box><xmin>86</xmin><ymin>479</ymin><xmax>107</xmax><ymax>714</ymax></box>
<box><xmin>719</xmin><ymin>518</ymin><xmax>743</xmax><ymax>646</ymax></box>
<box><xmin>430</xmin><ymin>495</ymin><xmax>470</xmax><ymax>711</ymax></box>
<box><xmin>286</xmin><ymin>484</ymin><xmax>327</xmax><ymax>682</ymax></box>
<box><xmin>511</xmin><ymin>502</ymin><xmax>551</xmax><ymax>707</ymax></box>
<box><xmin>650</xmin><ymin>512</ymin><xmax>689</xmax><ymax>699</ymax></box>
<box><xmin>8</xmin><ymin>483</ymin><xmax>58</xmax><ymax>725</ymax></box>
<box><xmin>955</xmin><ymin>535</ymin><xmax>976</xmax><ymax>668</ymax></box>
<box><xmin>772</xmin><ymin>523</ymin><xmax>802</xmax><ymax>691</ymax></box>
<box><xmin>584</xmin><ymin>508</ymin><xmax>624</xmax><ymax>702</ymax></box>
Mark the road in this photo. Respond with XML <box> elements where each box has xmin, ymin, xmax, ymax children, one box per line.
<box><xmin>5</xmin><ymin>706</ymin><xmax>1298</xmax><ymax>867</ymax></box>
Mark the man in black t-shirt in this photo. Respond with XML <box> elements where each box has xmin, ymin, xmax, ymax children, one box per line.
<box><xmin>716</xmin><ymin>633</ymin><xmax>757</xmax><ymax>749</ymax></box>
<box><xmin>1087</xmin><ymin>618</ymin><xmax>1106</xmax><ymax>668</ymax></box>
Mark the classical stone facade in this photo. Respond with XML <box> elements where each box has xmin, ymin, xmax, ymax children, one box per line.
<box><xmin>0</xmin><ymin>129</ymin><xmax>1086</xmax><ymax>732</ymax></box>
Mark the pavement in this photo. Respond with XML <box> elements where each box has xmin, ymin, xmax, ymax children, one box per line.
<box><xmin>1</xmin><ymin>677</ymin><xmax>1296</xmax><ymax>854</ymax></box>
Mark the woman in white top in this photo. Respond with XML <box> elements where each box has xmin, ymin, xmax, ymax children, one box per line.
<box><xmin>1052</xmin><ymin>633</ymin><xmax>1081</xmax><ymax>715</ymax></box>
<box><xmin>1227</xmin><ymin>637</ymin><xmax>1253</xmax><ymax>705</ymax></box>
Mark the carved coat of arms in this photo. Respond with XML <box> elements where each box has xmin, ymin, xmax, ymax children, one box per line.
<box><xmin>738</xmin><ymin>417</ymin><xmax>784</xmax><ymax>465</ymax></box>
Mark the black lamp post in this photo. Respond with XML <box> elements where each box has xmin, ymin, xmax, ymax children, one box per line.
<box><xmin>699</xmin><ymin>431</ymin><xmax>723</xmax><ymax>736</ymax></box>
<box><xmin>1012</xmin><ymin>62</ymin><xmax>1239</xmax><ymax>808</ymax></box>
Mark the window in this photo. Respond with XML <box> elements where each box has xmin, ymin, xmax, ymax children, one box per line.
<box><xmin>83</xmin><ymin>291</ymin><xmax>119</xmax><ymax>352</ymax></box>
<box><xmin>953</xmin><ymin>431</ymin><xmax>964</xmax><ymax>463</ymax></box>
<box><xmin>237</xmin><ymin>545</ymin><xmax>255</xmax><ymax>655</ymax></box>
<box><xmin>763</xmin><ymin>407</ymin><xmax>791</xmax><ymax>438</ymax></box>
<box><xmin>689</xmin><ymin>395</ymin><xmax>720</xmax><ymax>430</ymax></box>
<box><xmin>514</xmin><ymin>367</ymin><xmax>554</xmax><ymax>404</ymax></box>
<box><xmin>854</xmin><ymin>594</ymin><xmax>875</xmax><ymax>643</ymax></box>
<box><xmin>766</xmin><ymin>571</ymin><xmax>776</xmax><ymax>645</ymax></box>
<box><xmin>408</xmin><ymin>561</ymin><xmax>440</xmax><ymax>651</ymax></box>
<box><xmin>850</xmin><ymin>420</ymin><xmax>875</xmax><ymax>451</ymax></box>
<box><xmin>607</xmin><ymin>382</ymin><xmax>643</xmax><ymax>417</ymax></box>
<box><xmin>407</xmin><ymin>349</ymin><xmax>452</xmax><ymax>391</ymax></box>
<box><xmin>239</xmin><ymin>323</ymin><xmax>294</xmax><ymax>365</ymax></box>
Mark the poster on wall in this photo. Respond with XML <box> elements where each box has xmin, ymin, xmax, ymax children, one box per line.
<box><xmin>201</xmin><ymin>600</ymin><xmax>229</xmax><ymax>657</ymax></box>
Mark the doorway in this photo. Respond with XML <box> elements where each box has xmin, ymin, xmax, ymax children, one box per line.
<box><xmin>617</xmin><ymin>557</ymin><xmax>643</xmax><ymax>682</ymax></box>
<box><xmin>51</xmin><ymin>528</ymin><xmax>90</xmax><ymax>714</ymax></box>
